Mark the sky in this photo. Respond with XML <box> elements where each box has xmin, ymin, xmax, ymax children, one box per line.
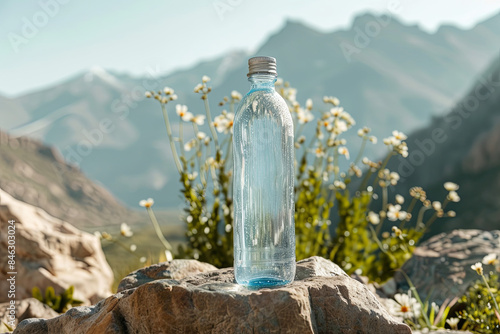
<box><xmin>1</xmin><ymin>0</ymin><xmax>499</xmax><ymax>96</ymax></box>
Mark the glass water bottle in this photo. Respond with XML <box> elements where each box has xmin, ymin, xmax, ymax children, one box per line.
<box><xmin>232</xmin><ymin>56</ymin><xmax>296</xmax><ymax>288</ymax></box>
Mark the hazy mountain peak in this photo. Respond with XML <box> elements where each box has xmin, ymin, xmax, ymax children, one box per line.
<box><xmin>84</xmin><ymin>66</ymin><xmax>126</xmax><ymax>90</ymax></box>
<box><xmin>350</xmin><ymin>11</ymin><xmax>402</xmax><ymax>27</ymax></box>
<box><xmin>279</xmin><ymin>18</ymin><xmax>324</xmax><ymax>36</ymax></box>
<box><xmin>474</xmin><ymin>10</ymin><xmax>500</xmax><ymax>30</ymax></box>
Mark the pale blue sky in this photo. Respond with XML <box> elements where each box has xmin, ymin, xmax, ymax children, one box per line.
<box><xmin>1</xmin><ymin>0</ymin><xmax>499</xmax><ymax>96</ymax></box>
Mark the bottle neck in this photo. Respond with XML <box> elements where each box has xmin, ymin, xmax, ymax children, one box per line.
<box><xmin>248</xmin><ymin>74</ymin><xmax>276</xmax><ymax>92</ymax></box>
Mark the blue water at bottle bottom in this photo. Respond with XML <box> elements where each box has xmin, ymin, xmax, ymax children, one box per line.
<box><xmin>234</xmin><ymin>254</ymin><xmax>296</xmax><ymax>289</ymax></box>
<box><xmin>244</xmin><ymin>277</ymin><xmax>292</xmax><ymax>289</ymax></box>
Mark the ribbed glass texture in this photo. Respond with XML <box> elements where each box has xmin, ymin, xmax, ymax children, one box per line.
<box><xmin>232</xmin><ymin>73</ymin><xmax>296</xmax><ymax>288</ymax></box>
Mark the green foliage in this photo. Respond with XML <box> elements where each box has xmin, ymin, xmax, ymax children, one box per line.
<box><xmin>459</xmin><ymin>273</ymin><xmax>500</xmax><ymax>333</ymax></box>
<box><xmin>32</xmin><ymin>285</ymin><xmax>83</xmax><ymax>313</ymax></box>
<box><xmin>145</xmin><ymin>77</ymin><xmax>459</xmax><ymax>282</ymax></box>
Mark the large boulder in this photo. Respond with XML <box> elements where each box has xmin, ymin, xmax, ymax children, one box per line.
<box><xmin>15</xmin><ymin>257</ymin><xmax>411</xmax><ymax>334</ymax></box>
<box><xmin>0</xmin><ymin>188</ymin><xmax>113</xmax><ymax>305</ymax></box>
<box><xmin>394</xmin><ymin>229</ymin><xmax>500</xmax><ymax>304</ymax></box>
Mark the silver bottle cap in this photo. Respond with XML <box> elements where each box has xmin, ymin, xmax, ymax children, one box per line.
<box><xmin>247</xmin><ymin>56</ymin><xmax>277</xmax><ymax>77</ymax></box>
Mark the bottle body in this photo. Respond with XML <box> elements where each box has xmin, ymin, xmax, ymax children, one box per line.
<box><xmin>232</xmin><ymin>74</ymin><xmax>296</xmax><ymax>288</ymax></box>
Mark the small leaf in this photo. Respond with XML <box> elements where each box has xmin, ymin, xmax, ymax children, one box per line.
<box><xmin>32</xmin><ymin>287</ymin><xmax>43</xmax><ymax>302</ymax></box>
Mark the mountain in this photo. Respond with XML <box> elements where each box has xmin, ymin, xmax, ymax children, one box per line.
<box><xmin>2</xmin><ymin>12</ymin><xmax>500</xmax><ymax>209</ymax></box>
<box><xmin>387</xmin><ymin>55</ymin><xmax>500</xmax><ymax>234</ymax></box>
<box><xmin>0</xmin><ymin>129</ymin><xmax>142</xmax><ymax>228</ymax></box>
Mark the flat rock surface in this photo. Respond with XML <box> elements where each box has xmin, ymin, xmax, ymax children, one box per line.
<box><xmin>117</xmin><ymin>259</ymin><xmax>217</xmax><ymax>292</ymax></box>
<box><xmin>15</xmin><ymin>257</ymin><xmax>411</xmax><ymax>334</ymax></box>
<box><xmin>394</xmin><ymin>229</ymin><xmax>500</xmax><ymax>304</ymax></box>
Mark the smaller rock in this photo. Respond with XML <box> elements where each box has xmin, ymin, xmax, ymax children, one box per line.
<box><xmin>117</xmin><ymin>259</ymin><xmax>217</xmax><ymax>292</ymax></box>
<box><xmin>395</xmin><ymin>229</ymin><xmax>500</xmax><ymax>304</ymax></box>
<box><xmin>0</xmin><ymin>298</ymin><xmax>58</xmax><ymax>331</ymax></box>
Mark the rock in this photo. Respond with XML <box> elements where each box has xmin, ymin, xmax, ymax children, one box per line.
<box><xmin>117</xmin><ymin>259</ymin><xmax>217</xmax><ymax>292</ymax></box>
<box><xmin>0</xmin><ymin>298</ymin><xmax>58</xmax><ymax>331</ymax></box>
<box><xmin>394</xmin><ymin>229</ymin><xmax>500</xmax><ymax>304</ymax></box>
<box><xmin>0</xmin><ymin>189</ymin><xmax>113</xmax><ymax>305</ymax></box>
<box><xmin>15</xmin><ymin>257</ymin><xmax>411</xmax><ymax>334</ymax></box>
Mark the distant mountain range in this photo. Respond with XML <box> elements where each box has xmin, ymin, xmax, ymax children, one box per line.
<box><xmin>387</xmin><ymin>55</ymin><xmax>500</xmax><ymax>235</ymax></box>
<box><xmin>0</xmin><ymin>130</ymin><xmax>142</xmax><ymax>228</ymax></box>
<box><xmin>1</xmin><ymin>11</ymin><xmax>500</xmax><ymax>209</ymax></box>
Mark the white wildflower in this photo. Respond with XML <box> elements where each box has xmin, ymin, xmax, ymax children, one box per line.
<box><xmin>471</xmin><ymin>262</ymin><xmax>483</xmax><ymax>275</ymax></box>
<box><xmin>192</xmin><ymin>114</ymin><xmax>206</xmax><ymax>125</ymax></box>
<box><xmin>447</xmin><ymin>191</ymin><xmax>460</xmax><ymax>202</ymax></box>
<box><xmin>338</xmin><ymin>146</ymin><xmax>350</xmax><ymax>159</ymax></box>
<box><xmin>120</xmin><ymin>223</ymin><xmax>133</xmax><ymax>237</ymax></box>
<box><xmin>176</xmin><ymin>105</ymin><xmax>193</xmax><ymax>122</ymax></box>
<box><xmin>231</xmin><ymin>90</ymin><xmax>242</xmax><ymax>100</ymax></box>
<box><xmin>184</xmin><ymin>139</ymin><xmax>197</xmax><ymax>152</ymax></box>
<box><xmin>139</xmin><ymin>198</ymin><xmax>154</xmax><ymax>208</ymax></box>
<box><xmin>367</xmin><ymin>211</ymin><xmax>380</xmax><ymax>225</ymax></box>
<box><xmin>334</xmin><ymin>180</ymin><xmax>346</xmax><ymax>190</ymax></box>
<box><xmin>444</xmin><ymin>182</ymin><xmax>459</xmax><ymax>191</ymax></box>
<box><xmin>395</xmin><ymin>194</ymin><xmax>405</xmax><ymax>205</ymax></box>
<box><xmin>446</xmin><ymin>318</ymin><xmax>459</xmax><ymax>330</ymax></box>
<box><xmin>387</xmin><ymin>293</ymin><xmax>421</xmax><ymax>319</ymax></box>
<box><xmin>483</xmin><ymin>253</ymin><xmax>498</xmax><ymax>266</ymax></box>
<box><xmin>305</xmin><ymin>98</ymin><xmax>313</xmax><ymax>110</ymax></box>
<box><xmin>387</xmin><ymin>204</ymin><xmax>407</xmax><ymax>221</ymax></box>
<box><xmin>298</xmin><ymin>109</ymin><xmax>314</xmax><ymax>124</ymax></box>
<box><xmin>432</xmin><ymin>201</ymin><xmax>442</xmax><ymax>211</ymax></box>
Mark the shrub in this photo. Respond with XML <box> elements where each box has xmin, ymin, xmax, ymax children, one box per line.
<box><xmin>32</xmin><ymin>285</ymin><xmax>83</xmax><ymax>313</ymax></box>
<box><xmin>459</xmin><ymin>259</ymin><xmax>500</xmax><ymax>333</ymax></box>
<box><xmin>143</xmin><ymin>77</ymin><xmax>459</xmax><ymax>282</ymax></box>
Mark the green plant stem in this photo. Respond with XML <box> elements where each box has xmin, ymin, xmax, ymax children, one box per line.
<box><xmin>382</xmin><ymin>187</ymin><xmax>388</xmax><ymax>211</ymax></box>
<box><xmin>204</xmin><ymin>97</ymin><xmax>220</xmax><ymax>151</ymax></box>
<box><xmin>406</xmin><ymin>197</ymin><xmax>418</xmax><ymax>216</ymax></box>
<box><xmin>179</xmin><ymin>118</ymin><xmax>185</xmax><ymax>156</ymax></box>
<box><xmin>416</xmin><ymin>206</ymin><xmax>430</xmax><ymax>231</ymax></box>
<box><xmin>333</xmin><ymin>149</ymin><xmax>339</xmax><ymax>181</ymax></box>
<box><xmin>146</xmin><ymin>207</ymin><xmax>173</xmax><ymax>251</ymax></box>
<box><xmin>191</xmin><ymin>123</ymin><xmax>207</xmax><ymax>186</ymax></box>
<box><xmin>359</xmin><ymin>168</ymin><xmax>374</xmax><ymax>192</ymax></box>
<box><xmin>160</xmin><ymin>103</ymin><xmax>182</xmax><ymax>173</ymax></box>
<box><xmin>372</xmin><ymin>151</ymin><xmax>395</xmax><ymax>188</ymax></box>
<box><xmin>369</xmin><ymin>225</ymin><xmax>397</xmax><ymax>262</ymax></box>
<box><xmin>423</xmin><ymin>212</ymin><xmax>438</xmax><ymax>231</ymax></box>
<box><xmin>399</xmin><ymin>270</ymin><xmax>433</xmax><ymax>328</ymax></box>
<box><xmin>224</xmin><ymin>134</ymin><xmax>233</xmax><ymax>163</ymax></box>
<box><xmin>482</xmin><ymin>274</ymin><xmax>500</xmax><ymax>313</ymax></box>
<box><xmin>353</xmin><ymin>137</ymin><xmax>367</xmax><ymax>165</ymax></box>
